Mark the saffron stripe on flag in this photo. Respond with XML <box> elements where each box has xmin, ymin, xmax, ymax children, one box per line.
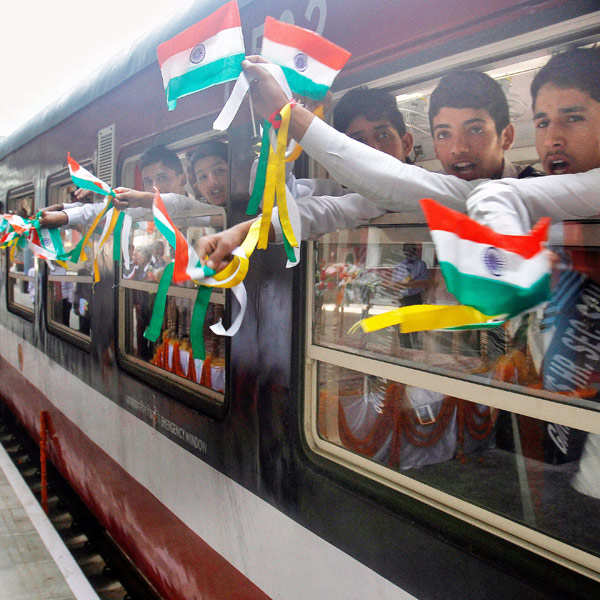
<box><xmin>160</xmin><ymin>27</ymin><xmax>245</xmax><ymax>88</ymax></box>
<box><xmin>263</xmin><ymin>16</ymin><xmax>351</xmax><ymax>70</ymax></box>
<box><xmin>420</xmin><ymin>197</ymin><xmax>548</xmax><ymax>259</ymax></box>
<box><xmin>157</xmin><ymin>0</ymin><xmax>242</xmax><ymax>65</ymax></box>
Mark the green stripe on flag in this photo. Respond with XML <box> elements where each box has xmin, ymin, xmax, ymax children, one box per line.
<box><xmin>190</xmin><ymin>286</ymin><xmax>213</xmax><ymax>360</ymax></box>
<box><xmin>144</xmin><ymin>262</ymin><xmax>174</xmax><ymax>342</ymax></box>
<box><xmin>439</xmin><ymin>261</ymin><xmax>551</xmax><ymax>317</ymax></box>
<box><xmin>70</xmin><ymin>174</ymin><xmax>113</xmax><ymax>197</ymax></box>
<box><xmin>165</xmin><ymin>54</ymin><xmax>245</xmax><ymax>109</ymax></box>
<box><xmin>280</xmin><ymin>67</ymin><xmax>330</xmax><ymax>100</ymax></box>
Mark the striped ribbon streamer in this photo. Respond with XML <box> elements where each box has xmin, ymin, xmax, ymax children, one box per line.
<box><xmin>144</xmin><ymin>194</ymin><xmax>262</xmax><ymax>358</ymax></box>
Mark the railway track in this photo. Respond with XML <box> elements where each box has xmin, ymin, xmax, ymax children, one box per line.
<box><xmin>0</xmin><ymin>405</ymin><xmax>162</xmax><ymax>600</ymax></box>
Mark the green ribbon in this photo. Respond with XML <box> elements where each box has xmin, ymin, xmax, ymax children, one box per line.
<box><xmin>113</xmin><ymin>212</ymin><xmax>125</xmax><ymax>262</ymax></box>
<box><xmin>281</xmin><ymin>214</ymin><xmax>298</xmax><ymax>264</ymax></box>
<box><xmin>190</xmin><ymin>286</ymin><xmax>213</xmax><ymax>360</ymax></box>
<box><xmin>143</xmin><ymin>262</ymin><xmax>174</xmax><ymax>342</ymax></box>
<box><xmin>247</xmin><ymin>121</ymin><xmax>271</xmax><ymax>216</ymax></box>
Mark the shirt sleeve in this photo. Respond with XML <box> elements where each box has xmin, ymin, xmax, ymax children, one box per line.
<box><xmin>466</xmin><ymin>169</ymin><xmax>600</xmax><ymax>234</ymax></box>
<box><xmin>65</xmin><ymin>202</ymin><xmax>105</xmax><ymax>226</ymax></box>
<box><xmin>271</xmin><ymin>192</ymin><xmax>386</xmax><ymax>242</ymax></box>
<box><xmin>299</xmin><ymin>117</ymin><xmax>477</xmax><ymax>213</ymax></box>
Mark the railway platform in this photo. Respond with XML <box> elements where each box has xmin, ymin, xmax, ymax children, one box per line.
<box><xmin>0</xmin><ymin>439</ymin><xmax>99</xmax><ymax>600</ymax></box>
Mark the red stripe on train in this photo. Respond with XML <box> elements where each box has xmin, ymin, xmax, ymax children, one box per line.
<box><xmin>0</xmin><ymin>356</ymin><xmax>269</xmax><ymax>600</ymax></box>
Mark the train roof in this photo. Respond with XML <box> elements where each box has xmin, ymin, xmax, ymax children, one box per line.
<box><xmin>0</xmin><ymin>0</ymin><xmax>234</xmax><ymax>161</ymax></box>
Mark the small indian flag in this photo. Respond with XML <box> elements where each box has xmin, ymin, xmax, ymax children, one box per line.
<box><xmin>261</xmin><ymin>16</ymin><xmax>351</xmax><ymax>100</ymax></box>
<box><xmin>28</xmin><ymin>227</ymin><xmax>64</xmax><ymax>261</ymax></box>
<box><xmin>151</xmin><ymin>190</ymin><xmax>213</xmax><ymax>283</ymax></box>
<box><xmin>157</xmin><ymin>0</ymin><xmax>245</xmax><ymax>111</ymax></box>
<box><xmin>67</xmin><ymin>154</ymin><xmax>113</xmax><ymax>197</ymax></box>
<box><xmin>420</xmin><ymin>198</ymin><xmax>551</xmax><ymax>317</ymax></box>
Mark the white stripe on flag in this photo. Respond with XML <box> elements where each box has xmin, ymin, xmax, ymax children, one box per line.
<box><xmin>431</xmin><ymin>230</ymin><xmax>549</xmax><ymax>287</ymax></box>
<box><xmin>262</xmin><ymin>38</ymin><xmax>339</xmax><ymax>86</ymax></box>
<box><xmin>160</xmin><ymin>27</ymin><xmax>244</xmax><ymax>88</ymax></box>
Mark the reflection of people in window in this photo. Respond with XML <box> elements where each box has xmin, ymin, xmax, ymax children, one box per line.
<box><xmin>74</xmin><ymin>270</ymin><xmax>91</xmax><ymax>335</ymax></box>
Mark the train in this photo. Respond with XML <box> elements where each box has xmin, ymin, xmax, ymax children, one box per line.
<box><xmin>2</xmin><ymin>1</ymin><xmax>600</xmax><ymax>598</ymax></box>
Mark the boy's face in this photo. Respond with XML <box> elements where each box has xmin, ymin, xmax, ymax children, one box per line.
<box><xmin>141</xmin><ymin>161</ymin><xmax>185</xmax><ymax>195</ymax></box>
<box><xmin>345</xmin><ymin>116</ymin><xmax>413</xmax><ymax>161</ymax></box>
<box><xmin>533</xmin><ymin>83</ymin><xmax>600</xmax><ymax>175</ymax></box>
<box><xmin>432</xmin><ymin>107</ymin><xmax>514</xmax><ymax>180</ymax></box>
<box><xmin>192</xmin><ymin>156</ymin><xmax>229</xmax><ymax>206</ymax></box>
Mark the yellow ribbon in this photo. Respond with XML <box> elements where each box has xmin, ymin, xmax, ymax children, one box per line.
<box><xmin>68</xmin><ymin>197</ymin><xmax>114</xmax><ymax>271</ymax></box>
<box><xmin>349</xmin><ymin>304</ymin><xmax>501</xmax><ymax>335</ymax></box>
<box><xmin>258</xmin><ymin>102</ymin><xmax>298</xmax><ymax>251</ymax></box>
<box><xmin>198</xmin><ymin>219</ymin><xmax>262</xmax><ymax>290</ymax></box>
<box><xmin>93</xmin><ymin>207</ymin><xmax>120</xmax><ymax>283</ymax></box>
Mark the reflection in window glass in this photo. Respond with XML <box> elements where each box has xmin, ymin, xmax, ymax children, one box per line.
<box><xmin>45</xmin><ymin>180</ymin><xmax>95</xmax><ymax>340</ymax></box>
<box><xmin>317</xmin><ymin>364</ymin><xmax>600</xmax><ymax>557</ymax></box>
<box><xmin>6</xmin><ymin>190</ymin><xmax>35</xmax><ymax>316</ymax></box>
<box><xmin>8</xmin><ymin>245</ymin><xmax>35</xmax><ymax>314</ymax></box>
<box><xmin>120</xmin><ymin>209</ymin><xmax>226</xmax><ymax>397</ymax></box>
<box><xmin>47</xmin><ymin>279</ymin><xmax>93</xmax><ymax>336</ymax></box>
<box><xmin>313</xmin><ymin>229</ymin><xmax>600</xmax><ymax>406</ymax></box>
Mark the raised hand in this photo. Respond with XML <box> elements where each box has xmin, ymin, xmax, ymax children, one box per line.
<box><xmin>112</xmin><ymin>187</ymin><xmax>154</xmax><ymax>210</ymax></box>
<box><xmin>194</xmin><ymin>219</ymin><xmax>257</xmax><ymax>273</ymax></box>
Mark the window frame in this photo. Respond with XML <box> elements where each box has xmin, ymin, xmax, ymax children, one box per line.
<box><xmin>304</xmin><ymin>225</ymin><xmax>600</xmax><ymax>581</ymax></box>
<box><xmin>301</xmin><ymin>24</ymin><xmax>600</xmax><ymax>581</ymax></box>
<box><xmin>43</xmin><ymin>166</ymin><xmax>94</xmax><ymax>351</ymax></box>
<box><xmin>5</xmin><ymin>183</ymin><xmax>36</xmax><ymax>321</ymax></box>
<box><xmin>115</xmin><ymin>127</ymin><xmax>231</xmax><ymax>418</ymax></box>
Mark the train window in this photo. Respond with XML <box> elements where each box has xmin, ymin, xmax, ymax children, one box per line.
<box><xmin>6</xmin><ymin>185</ymin><xmax>35</xmax><ymax>320</ymax></box>
<box><xmin>45</xmin><ymin>170</ymin><xmax>95</xmax><ymax>347</ymax></box>
<box><xmin>117</xmin><ymin>138</ymin><xmax>228</xmax><ymax>410</ymax></box>
<box><xmin>304</xmin><ymin>48</ymin><xmax>600</xmax><ymax>576</ymax></box>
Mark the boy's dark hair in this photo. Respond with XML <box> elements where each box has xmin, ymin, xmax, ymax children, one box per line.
<box><xmin>189</xmin><ymin>140</ymin><xmax>228</xmax><ymax>168</ymax></box>
<box><xmin>531</xmin><ymin>47</ymin><xmax>600</xmax><ymax>108</ymax></box>
<box><xmin>140</xmin><ymin>145</ymin><xmax>183</xmax><ymax>174</ymax></box>
<box><xmin>333</xmin><ymin>87</ymin><xmax>407</xmax><ymax>136</ymax></box>
<box><xmin>428</xmin><ymin>70</ymin><xmax>510</xmax><ymax>135</ymax></box>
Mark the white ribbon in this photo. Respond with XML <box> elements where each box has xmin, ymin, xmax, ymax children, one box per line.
<box><xmin>283</xmin><ymin>183</ymin><xmax>301</xmax><ymax>268</ymax></box>
<box><xmin>209</xmin><ymin>282</ymin><xmax>247</xmax><ymax>337</ymax></box>
<box><xmin>213</xmin><ymin>63</ymin><xmax>292</xmax><ymax>132</ymax></box>
<box><xmin>121</xmin><ymin>214</ymin><xmax>133</xmax><ymax>270</ymax></box>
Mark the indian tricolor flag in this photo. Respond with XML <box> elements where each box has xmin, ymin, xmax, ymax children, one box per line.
<box><xmin>151</xmin><ymin>190</ymin><xmax>211</xmax><ymax>283</ymax></box>
<box><xmin>261</xmin><ymin>16</ymin><xmax>351</xmax><ymax>100</ymax></box>
<box><xmin>157</xmin><ymin>0</ymin><xmax>245</xmax><ymax>111</ymax></box>
<box><xmin>420</xmin><ymin>198</ymin><xmax>551</xmax><ymax>317</ymax></box>
<box><xmin>67</xmin><ymin>154</ymin><xmax>113</xmax><ymax>196</ymax></box>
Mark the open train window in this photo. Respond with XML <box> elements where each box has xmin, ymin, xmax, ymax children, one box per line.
<box><xmin>304</xmin><ymin>43</ymin><xmax>600</xmax><ymax>579</ymax></box>
<box><xmin>117</xmin><ymin>136</ymin><xmax>228</xmax><ymax>415</ymax></box>
<box><xmin>6</xmin><ymin>184</ymin><xmax>35</xmax><ymax>320</ymax></box>
<box><xmin>44</xmin><ymin>168</ymin><xmax>95</xmax><ymax>349</ymax></box>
